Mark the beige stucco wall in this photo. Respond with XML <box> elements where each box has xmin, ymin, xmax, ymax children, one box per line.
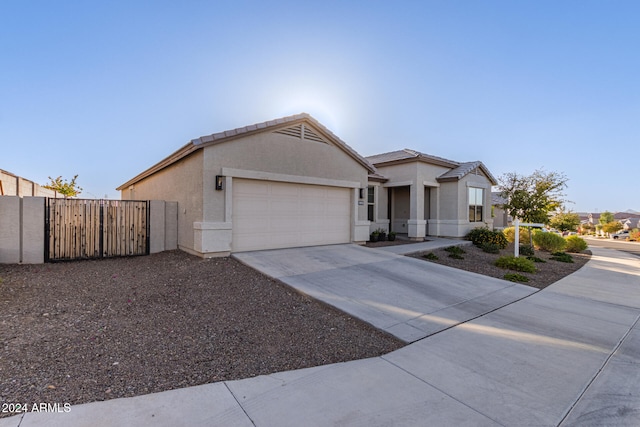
<box><xmin>203</xmin><ymin>130</ymin><xmax>369</xmax><ymax>223</ymax></box>
<box><xmin>0</xmin><ymin>170</ymin><xmax>60</xmax><ymax>198</ymax></box>
<box><xmin>433</xmin><ymin>170</ymin><xmax>494</xmax><ymax>237</ymax></box>
<box><xmin>121</xmin><ymin>151</ymin><xmax>203</xmax><ymax>252</ymax></box>
<box><xmin>120</xmin><ymin>125</ymin><xmax>371</xmax><ymax>257</ymax></box>
<box><xmin>373</xmin><ymin>161</ymin><xmax>496</xmax><ymax>238</ymax></box>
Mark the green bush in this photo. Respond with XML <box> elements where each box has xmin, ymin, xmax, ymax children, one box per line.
<box><xmin>519</xmin><ymin>245</ymin><xmax>535</xmax><ymax>256</ymax></box>
<box><xmin>467</xmin><ymin>228</ymin><xmax>508</xmax><ymax>249</ymax></box>
<box><xmin>422</xmin><ymin>252</ymin><xmax>439</xmax><ymax>260</ymax></box>
<box><xmin>565</xmin><ymin>235</ymin><xmax>588</xmax><ymax>253</ymax></box>
<box><xmin>550</xmin><ymin>252</ymin><xmax>574</xmax><ymax>263</ymax></box>
<box><xmin>527</xmin><ymin>256</ymin><xmax>546</xmax><ymax>263</ymax></box>
<box><xmin>495</xmin><ymin>256</ymin><xmax>536</xmax><ymax>273</ymax></box>
<box><xmin>480</xmin><ymin>243</ymin><xmax>501</xmax><ymax>254</ymax></box>
<box><xmin>532</xmin><ymin>231</ymin><xmax>567</xmax><ymax>252</ymax></box>
<box><xmin>502</xmin><ymin>227</ymin><xmax>531</xmax><ymax>244</ymax></box>
<box><xmin>504</xmin><ymin>273</ymin><xmax>530</xmax><ymax>283</ymax></box>
<box><xmin>444</xmin><ymin>246</ymin><xmax>466</xmax><ymax>255</ymax></box>
<box><xmin>448</xmin><ymin>253</ymin><xmax>464</xmax><ymax>260</ymax></box>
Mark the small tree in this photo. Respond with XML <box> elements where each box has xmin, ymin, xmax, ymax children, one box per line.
<box><xmin>549</xmin><ymin>211</ymin><xmax>581</xmax><ymax>232</ymax></box>
<box><xmin>497</xmin><ymin>169</ymin><xmax>569</xmax><ymax>225</ymax></box>
<box><xmin>43</xmin><ymin>175</ymin><xmax>83</xmax><ymax>198</ymax></box>
<box><xmin>580</xmin><ymin>222</ymin><xmax>594</xmax><ymax>235</ymax></box>
<box><xmin>598</xmin><ymin>211</ymin><xmax>615</xmax><ymax>226</ymax></box>
<box><xmin>602</xmin><ymin>221</ymin><xmax>623</xmax><ymax>235</ymax></box>
<box><xmin>497</xmin><ymin>169</ymin><xmax>569</xmax><ymax>246</ymax></box>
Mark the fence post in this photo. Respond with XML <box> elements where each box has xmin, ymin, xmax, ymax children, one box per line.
<box><xmin>21</xmin><ymin>197</ymin><xmax>45</xmax><ymax>263</ymax></box>
<box><xmin>0</xmin><ymin>196</ymin><xmax>21</xmax><ymax>263</ymax></box>
<box><xmin>99</xmin><ymin>200</ymin><xmax>104</xmax><ymax>258</ymax></box>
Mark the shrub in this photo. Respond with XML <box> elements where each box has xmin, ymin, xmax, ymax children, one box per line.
<box><xmin>550</xmin><ymin>252</ymin><xmax>574</xmax><ymax>263</ymax></box>
<box><xmin>495</xmin><ymin>256</ymin><xmax>536</xmax><ymax>273</ymax></box>
<box><xmin>527</xmin><ymin>256</ymin><xmax>546</xmax><ymax>263</ymax></box>
<box><xmin>503</xmin><ymin>226</ymin><xmax>531</xmax><ymax>244</ymax></box>
<box><xmin>504</xmin><ymin>273</ymin><xmax>530</xmax><ymax>283</ymax></box>
<box><xmin>444</xmin><ymin>246</ymin><xmax>466</xmax><ymax>255</ymax></box>
<box><xmin>422</xmin><ymin>252</ymin><xmax>439</xmax><ymax>260</ymax></box>
<box><xmin>532</xmin><ymin>231</ymin><xmax>567</xmax><ymax>252</ymax></box>
<box><xmin>448</xmin><ymin>253</ymin><xmax>464</xmax><ymax>260</ymax></box>
<box><xmin>467</xmin><ymin>228</ymin><xmax>508</xmax><ymax>249</ymax></box>
<box><xmin>630</xmin><ymin>229</ymin><xmax>640</xmax><ymax>241</ymax></box>
<box><xmin>519</xmin><ymin>245</ymin><xmax>535</xmax><ymax>256</ymax></box>
<box><xmin>565</xmin><ymin>235</ymin><xmax>588</xmax><ymax>253</ymax></box>
<box><xmin>480</xmin><ymin>243</ymin><xmax>501</xmax><ymax>254</ymax></box>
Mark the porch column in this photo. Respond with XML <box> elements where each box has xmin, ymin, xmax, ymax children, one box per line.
<box><xmin>428</xmin><ymin>186</ymin><xmax>440</xmax><ymax>236</ymax></box>
<box><xmin>408</xmin><ymin>183</ymin><xmax>427</xmax><ymax>240</ymax></box>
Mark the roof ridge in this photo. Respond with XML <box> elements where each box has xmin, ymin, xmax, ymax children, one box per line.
<box><xmin>192</xmin><ymin>113</ymin><xmax>308</xmax><ymax>145</ymax></box>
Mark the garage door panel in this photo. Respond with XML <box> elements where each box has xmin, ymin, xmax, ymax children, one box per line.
<box><xmin>270</xmin><ymin>184</ymin><xmax>300</xmax><ymax>197</ymax></box>
<box><xmin>270</xmin><ymin>199</ymin><xmax>299</xmax><ymax>215</ymax></box>
<box><xmin>232</xmin><ymin>179</ymin><xmax>351</xmax><ymax>252</ymax></box>
<box><xmin>235</xmin><ymin>198</ymin><xmax>269</xmax><ymax>212</ymax></box>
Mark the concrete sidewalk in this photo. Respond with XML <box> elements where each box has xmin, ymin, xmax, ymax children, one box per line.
<box><xmin>3</xmin><ymin>246</ymin><xmax>639</xmax><ymax>426</ymax></box>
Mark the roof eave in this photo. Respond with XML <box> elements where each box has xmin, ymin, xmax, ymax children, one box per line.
<box><xmin>116</xmin><ymin>142</ymin><xmax>198</xmax><ymax>191</ymax></box>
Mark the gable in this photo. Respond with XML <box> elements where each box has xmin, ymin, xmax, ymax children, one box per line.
<box><xmin>437</xmin><ymin>161</ymin><xmax>497</xmax><ymax>185</ymax></box>
<box><xmin>273</xmin><ymin>123</ymin><xmax>327</xmax><ymax>144</ymax></box>
<box><xmin>117</xmin><ymin>113</ymin><xmax>375</xmax><ymax>191</ymax></box>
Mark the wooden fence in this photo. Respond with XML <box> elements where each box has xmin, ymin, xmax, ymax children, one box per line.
<box><xmin>45</xmin><ymin>199</ymin><xmax>150</xmax><ymax>261</ymax></box>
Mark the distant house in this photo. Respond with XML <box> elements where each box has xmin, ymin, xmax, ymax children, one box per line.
<box><xmin>118</xmin><ymin>114</ymin><xmax>498</xmax><ymax>257</ymax></box>
<box><xmin>581</xmin><ymin>212</ymin><xmax>640</xmax><ymax>230</ymax></box>
<box><xmin>491</xmin><ymin>192</ymin><xmax>510</xmax><ymax>229</ymax></box>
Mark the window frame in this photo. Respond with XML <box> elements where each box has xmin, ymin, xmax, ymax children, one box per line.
<box><xmin>367</xmin><ymin>186</ymin><xmax>375</xmax><ymax>222</ymax></box>
<box><xmin>468</xmin><ymin>187</ymin><xmax>484</xmax><ymax>223</ymax></box>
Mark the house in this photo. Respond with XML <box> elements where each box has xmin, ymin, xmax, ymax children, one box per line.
<box><xmin>582</xmin><ymin>212</ymin><xmax>640</xmax><ymax>230</ymax></box>
<box><xmin>365</xmin><ymin>149</ymin><xmax>497</xmax><ymax>239</ymax></box>
<box><xmin>491</xmin><ymin>191</ymin><xmax>510</xmax><ymax>229</ymax></box>
<box><xmin>118</xmin><ymin>114</ymin><xmax>497</xmax><ymax>257</ymax></box>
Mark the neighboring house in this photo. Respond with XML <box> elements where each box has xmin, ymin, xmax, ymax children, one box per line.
<box><xmin>365</xmin><ymin>149</ymin><xmax>497</xmax><ymax>240</ymax></box>
<box><xmin>581</xmin><ymin>212</ymin><xmax>640</xmax><ymax>231</ymax></box>
<box><xmin>118</xmin><ymin>114</ymin><xmax>498</xmax><ymax>257</ymax></box>
<box><xmin>491</xmin><ymin>192</ymin><xmax>510</xmax><ymax>229</ymax></box>
<box><xmin>0</xmin><ymin>169</ymin><xmax>61</xmax><ymax>198</ymax></box>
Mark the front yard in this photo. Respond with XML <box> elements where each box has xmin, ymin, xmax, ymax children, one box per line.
<box><xmin>408</xmin><ymin>243</ymin><xmax>591</xmax><ymax>290</ymax></box>
<box><xmin>0</xmin><ymin>251</ymin><xmax>403</xmax><ymax>414</ymax></box>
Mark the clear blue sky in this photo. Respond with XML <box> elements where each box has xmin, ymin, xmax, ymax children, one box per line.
<box><xmin>1</xmin><ymin>1</ymin><xmax>638</xmax><ymax>213</ymax></box>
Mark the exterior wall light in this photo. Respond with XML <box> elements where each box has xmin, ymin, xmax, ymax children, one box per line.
<box><xmin>215</xmin><ymin>175</ymin><xmax>224</xmax><ymax>191</ymax></box>
<box><xmin>359</xmin><ymin>188</ymin><xmax>365</xmax><ymax>199</ymax></box>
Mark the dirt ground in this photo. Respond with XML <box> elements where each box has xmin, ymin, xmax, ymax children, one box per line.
<box><xmin>0</xmin><ymin>251</ymin><xmax>403</xmax><ymax>414</ymax></box>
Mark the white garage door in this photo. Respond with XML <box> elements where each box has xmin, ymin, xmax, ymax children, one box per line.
<box><xmin>232</xmin><ymin>179</ymin><xmax>351</xmax><ymax>252</ymax></box>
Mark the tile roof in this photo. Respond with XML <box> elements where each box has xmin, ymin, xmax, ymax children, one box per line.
<box><xmin>191</xmin><ymin>113</ymin><xmax>309</xmax><ymax>146</ymax></box>
<box><xmin>366</xmin><ymin>149</ymin><xmax>497</xmax><ymax>185</ymax></box>
<box><xmin>437</xmin><ymin>161</ymin><xmax>481</xmax><ymax>181</ymax></box>
<box><xmin>366</xmin><ymin>149</ymin><xmax>459</xmax><ymax>167</ymax></box>
<box><xmin>117</xmin><ymin>113</ymin><xmax>375</xmax><ymax>190</ymax></box>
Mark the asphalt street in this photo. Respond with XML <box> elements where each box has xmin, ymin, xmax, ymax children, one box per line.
<box><xmin>584</xmin><ymin>236</ymin><xmax>640</xmax><ymax>257</ymax></box>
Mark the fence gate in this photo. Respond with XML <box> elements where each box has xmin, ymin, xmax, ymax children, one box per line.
<box><xmin>45</xmin><ymin>199</ymin><xmax>150</xmax><ymax>262</ymax></box>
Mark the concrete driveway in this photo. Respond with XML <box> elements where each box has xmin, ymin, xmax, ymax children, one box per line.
<box><xmin>234</xmin><ymin>241</ymin><xmax>537</xmax><ymax>342</ymax></box>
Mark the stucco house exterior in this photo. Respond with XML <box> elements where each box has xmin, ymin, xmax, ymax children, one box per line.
<box><xmin>118</xmin><ymin>113</ymin><xmax>497</xmax><ymax>257</ymax></box>
<box><xmin>365</xmin><ymin>149</ymin><xmax>497</xmax><ymax>240</ymax></box>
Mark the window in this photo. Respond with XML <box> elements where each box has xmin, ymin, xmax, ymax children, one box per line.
<box><xmin>367</xmin><ymin>186</ymin><xmax>375</xmax><ymax>221</ymax></box>
<box><xmin>469</xmin><ymin>187</ymin><xmax>484</xmax><ymax>222</ymax></box>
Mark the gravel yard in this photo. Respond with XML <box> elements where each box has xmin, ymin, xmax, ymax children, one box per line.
<box><xmin>408</xmin><ymin>243</ymin><xmax>591</xmax><ymax>290</ymax></box>
<box><xmin>0</xmin><ymin>251</ymin><xmax>403</xmax><ymax>414</ymax></box>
